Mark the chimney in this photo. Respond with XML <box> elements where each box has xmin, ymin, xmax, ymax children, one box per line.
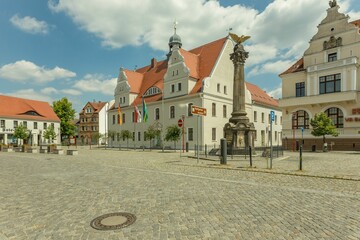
<box><xmin>151</xmin><ymin>58</ymin><xmax>157</xmax><ymax>68</ymax></box>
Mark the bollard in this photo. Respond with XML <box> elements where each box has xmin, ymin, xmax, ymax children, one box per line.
<box><xmin>186</xmin><ymin>142</ymin><xmax>189</xmax><ymax>152</ymax></box>
<box><xmin>194</xmin><ymin>144</ymin><xmax>197</xmax><ymax>156</ymax></box>
<box><xmin>299</xmin><ymin>145</ymin><xmax>303</xmax><ymax>170</ymax></box>
<box><xmin>249</xmin><ymin>146</ymin><xmax>252</xmax><ymax>167</ymax></box>
<box><xmin>205</xmin><ymin>144</ymin><xmax>208</xmax><ymax>158</ymax></box>
<box><xmin>220</xmin><ymin>138</ymin><xmax>227</xmax><ymax>165</ymax></box>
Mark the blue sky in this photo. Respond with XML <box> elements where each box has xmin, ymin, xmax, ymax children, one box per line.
<box><xmin>1</xmin><ymin>0</ymin><xmax>359</xmax><ymax>113</ymax></box>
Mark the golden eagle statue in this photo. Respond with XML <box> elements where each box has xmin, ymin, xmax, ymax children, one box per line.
<box><xmin>229</xmin><ymin>33</ymin><xmax>250</xmax><ymax>44</ymax></box>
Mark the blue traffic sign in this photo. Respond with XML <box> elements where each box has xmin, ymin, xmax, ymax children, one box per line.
<box><xmin>270</xmin><ymin>110</ymin><xmax>275</xmax><ymax>122</ymax></box>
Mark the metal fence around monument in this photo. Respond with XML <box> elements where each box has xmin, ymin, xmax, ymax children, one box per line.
<box><xmin>194</xmin><ymin>144</ymin><xmax>284</xmax><ymax>160</ymax></box>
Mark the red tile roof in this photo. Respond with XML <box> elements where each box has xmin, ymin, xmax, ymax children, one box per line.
<box><xmin>279</xmin><ymin>58</ymin><xmax>304</xmax><ymax>76</ymax></box>
<box><xmin>123</xmin><ymin>37</ymin><xmax>227</xmax><ymax>106</ymax></box>
<box><xmin>245</xmin><ymin>82</ymin><xmax>279</xmax><ymax>108</ymax></box>
<box><xmin>0</xmin><ymin>95</ymin><xmax>60</xmax><ymax>122</ymax></box>
<box><xmin>351</xmin><ymin>19</ymin><xmax>360</xmax><ymax>27</ymax></box>
<box><xmin>80</xmin><ymin>101</ymin><xmax>107</xmax><ymax>114</ymax></box>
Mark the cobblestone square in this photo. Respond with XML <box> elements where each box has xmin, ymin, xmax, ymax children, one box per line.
<box><xmin>0</xmin><ymin>148</ymin><xmax>359</xmax><ymax>239</ymax></box>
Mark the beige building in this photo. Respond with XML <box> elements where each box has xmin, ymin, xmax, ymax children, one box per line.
<box><xmin>108</xmin><ymin>30</ymin><xmax>282</xmax><ymax>149</ymax></box>
<box><xmin>279</xmin><ymin>1</ymin><xmax>360</xmax><ymax>151</ymax></box>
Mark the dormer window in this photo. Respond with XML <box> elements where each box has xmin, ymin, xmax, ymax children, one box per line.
<box><xmin>86</xmin><ymin>107</ymin><xmax>92</xmax><ymax>113</ymax></box>
<box><xmin>328</xmin><ymin>52</ymin><xmax>337</xmax><ymax>62</ymax></box>
<box><xmin>23</xmin><ymin>110</ymin><xmax>41</xmax><ymax>116</ymax></box>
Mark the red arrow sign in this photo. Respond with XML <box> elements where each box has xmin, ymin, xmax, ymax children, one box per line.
<box><xmin>178</xmin><ymin>119</ymin><xmax>183</xmax><ymax>127</ymax></box>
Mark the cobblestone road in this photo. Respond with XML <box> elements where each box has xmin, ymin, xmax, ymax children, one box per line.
<box><xmin>0</xmin><ymin>148</ymin><xmax>359</xmax><ymax>239</ymax></box>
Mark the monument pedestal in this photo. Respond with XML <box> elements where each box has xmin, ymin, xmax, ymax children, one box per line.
<box><xmin>224</xmin><ymin>122</ymin><xmax>255</xmax><ymax>155</ymax></box>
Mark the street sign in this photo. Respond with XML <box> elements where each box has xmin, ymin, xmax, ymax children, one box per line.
<box><xmin>178</xmin><ymin>119</ymin><xmax>183</xmax><ymax>127</ymax></box>
<box><xmin>191</xmin><ymin>105</ymin><xmax>207</xmax><ymax>116</ymax></box>
<box><xmin>301</xmin><ymin>127</ymin><xmax>304</xmax><ymax>133</ymax></box>
<box><xmin>270</xmin><ymin>110</ymin><xmax>275</xmax><ymax>122</ymax></box>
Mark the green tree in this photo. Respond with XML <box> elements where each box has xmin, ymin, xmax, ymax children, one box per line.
<box><xmin>43</xmin><ymin>125</ymin><xmax>57</xmax><ymax>143</ymax></box>
<box><xmin>52</xmin><ymin>97</ymin><xmax>76</xmax><ymax>140</ymax></box>
<box><xmin>310</xmin><ymin>112</ymin><xmax>339</xmax><ymax>144</ymax></box>
<box><xmin>107</xmin><ymin>130</ymin><xmax>116</xmax><ymax>147</ymax></box>
<box><xmin>121</xmin><ymin>130</ymin><xmax>132</xmax><ymax>149</ymax></box>
<box><xmin>92</xmin><ymin>132</ymin><xmax>103</xmax><ymax>146</ymax></box>
<box><xmin>145</xmin><ymin>126</ymin><xmax>161</xmax><ymax>150</ymax></box>
<box><xmin>13</xmin><ymin>124</ymin><xmax>29</xmax><ymax>146</ymax></box>
<box><xmin>165</xmin><ymin>125</ymin><xmax>181</xmax><ymax>151</ymax></box>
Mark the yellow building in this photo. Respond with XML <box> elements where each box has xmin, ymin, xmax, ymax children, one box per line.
<box><xmin>279</xmin><ymin>1</ymin><xmax>360</xmax><ymax>151</ymax></box>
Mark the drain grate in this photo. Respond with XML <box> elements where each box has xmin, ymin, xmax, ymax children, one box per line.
<box><xmin>90</xmin><ymin>212</ymin><xmax>136</xmax><ymax>230</ymax></box>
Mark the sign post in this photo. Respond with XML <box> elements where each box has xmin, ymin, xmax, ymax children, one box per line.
<box><xmin>270</xmin><ymin>110</ymin><xmax>274</xmax><ymax>169</ymax></box>
<box><xmin>178</xmin><ymin>117</ymin><xmax>185</xmax><ymax>154</ymax></box>
<box><xmin>191</xmin><ymin>105</ymin><xmax>207</xmax><ymax>163</ymax></box>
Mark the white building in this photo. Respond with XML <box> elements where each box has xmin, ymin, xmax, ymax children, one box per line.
<box><xmin>279</xmin><ymin>1</ymin><xmax>360</xmax><ymax>151</ymax></box>
<box><xmin>0</xmin><ymin>95</ymin><xmax>61</xmax><ymax>146</ymax></box>
<box><xmin>108</xmin><ymin>31</ymin><xmax>282</xmax><ymax>149</ymax></box>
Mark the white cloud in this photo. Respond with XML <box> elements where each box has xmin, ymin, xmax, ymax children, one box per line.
<box><xmin>267</xmin><ymin>85</ymin><xmax>282</xmax><ymax>100</ymax></box>
<box><xmin>0</xmin><ymin>60</ymin><xmax>76</xmax><ymax>83</ymax></box>
<box><xmin>48</xmin><ymin>0</ymin><xmax>359</xmax><ymax>79</ymax></box>
<box><xmin>10</xmin><ymin>14</ymin><xmax>50</xmax><ymax>35</ymax></box>
<box><xmin>61</xmin><ymin>89</ymin><xmax>82</xmax><ymax>96</ymax></box>
<box><xmin>41</xmin><ymin>87</ymin><xmax>58</xmax><ymax>95</ymax></box>
<box><xmin>248</xmin><ymin>60</ymin><xmax>294</xmax><ymax>77</ymax></box>
<box><xmin>73</xmin><ymin>74</ymin><xmax>116</xmax><ymax>95</ymax></box>
<box><xmin>4</xmin><ymin>89</ymin><xmax>53</xmax><ymax>103</ymax></box>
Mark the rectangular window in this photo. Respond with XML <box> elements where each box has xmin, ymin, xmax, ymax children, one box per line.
<box><xmin>23</xmin><ymin>121</ymin><xmax>27</xmax><ymax>128</ymax></box>
<box><xmin>212</xmin><ymin>103</ymin><xmax>216</xmax><ymax>117</ymax></box>
<box><xmin>217</xmin><ymin>83</ymin><xmax>220</xmax><ymax>92</ymax></box>
<box><xmin>328</xmin><ymin>52</ymin><xmax>337</xmax><ymax>62</ymax></box>
<box><xmin>0</xmin><ymin>120</ymin><xmax>5</xmax><ymax>128</ymax></box>
<box><xmin>34</xmin><ymin>122</ymin><xmax>38</xmax><ymax>129</ymax></box>
<box><xmin>261</xmin><ymin>112</ymin><xmax>264</xmax><ymax>123</ymax></box>
<box><xmin>275</xmin><ymin>131</ymin><xmax>278</xmax><ymax>142</ymax></box>
<box><xmin>138</xmin><ymin>132</ymin><xmax>141</xmax><ymax>141</ymax></box>
<box><xmin>296</xmin><ymin>82</ymin><xmax>305</xmax><ymax>97</ymax></box>
<box><xmin>132</xmin><ymin>132</ymin><xmax>135</xmax><ymax>141</ymax></box>
<box><xmin>122</xmin><ymin>113</ymin><xmax>125</xmax><ymax>123</ymax></box>
<box><xmin>14</xmin><ymin>121</ymin><xmax>18</xmax><ymax>128</ymax></box>
<box><xmin>171</xmin><ymin>84</ymin><xmax>175</xmax><ymax>93</ymax></box>
<box><xmin>275</xmin><ymin>115</ymin><xmax>278</xmax><ymax>125</ymax></box>
<box><xmin>212</xmin><ymin>128</ymin><xmax>216</xmax><ymax>141</ymax></box>
<box><xmin>178</xmin><ymin>82</ymin><xmax>182</xmax><ymax>91</ymax></box>
<box><xmin>224</xmin><ymin>85</ymin><xmax>227</xmax><ymax>95</ymax></box>
<box><xmin>155</xmin><ymin>108</ymin><xmax>160</xmax><ymax>120</ymax></box>
<box><xmin>188</xmin><ymin>103</ymin><xmax>193</xmax><ymax>117</ymax></box>
<box><xmin>188</xmin><ymin>128</ymin><xmax>193</xmax><ymax>141</ymax></box>
<box><xmin>170</xmin><ymin>106</ymin><xmax>175</xmax><ymax>119</ymax></box>
<box><xmin>223</xmin><ymin>105</ymin><xmax>227</xmax><ymax>118</ymax></box>
<box><xmin>144</xmin><ymin>131</ymin><xmax>146</xmax><ymax>141</ymax></box>
<box><xmin>254</xmin><ymin>111</ymin><xmax>257</xmax><ymax>122</ymax></box>
<box><xmin>319</xmin><ymin>74</ymin><xmax>341</xmax><ymax>94</ymax></box>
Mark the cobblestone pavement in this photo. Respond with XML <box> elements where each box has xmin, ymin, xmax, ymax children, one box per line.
<box><xmin>0</xmin><ymin>148</ymin><xmax>359</xmax><ymax>239</ymax></box>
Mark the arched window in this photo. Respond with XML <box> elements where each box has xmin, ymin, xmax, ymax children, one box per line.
<box><xmin>292</xmin><ymin>110</ymin><xmax>309</xmax><ymax>129</ymax></box>
<box><xmin>170</xmin><ymin>106</ymin><xmax>175</xmax><ymax>119</ymax></box>
<box><xmin>325</xmin><ymin>107</ymin><xmax>343</xmax><ymax>128</ymax></box>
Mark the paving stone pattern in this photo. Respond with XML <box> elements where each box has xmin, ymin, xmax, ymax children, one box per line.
<box><xmin>0</xmin><ymin>148</ymin><xmax>359</xmax><ymax>239</ymax></box>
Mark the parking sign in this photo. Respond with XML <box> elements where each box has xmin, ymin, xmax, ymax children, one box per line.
<box><xmin>270</xmin><ymin>110</ymin><xmax>275</xmax><ymax>122</ymax></box>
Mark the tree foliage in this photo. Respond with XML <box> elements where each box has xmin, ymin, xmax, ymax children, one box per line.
<box><xmin>13</xmin><ymin>124</ymin><xmax>29</xmax><ymax>145</ymax></box>
<box><xmin>52</xmin><ymin>97</ymin><xmax>76</xmax><ymax>140</ymax></box>
<box><xmin>43</xmin><ymin>125</ymin><xmax>57</xmax><ymax>143</ymax></box>
<box><xmin>145</xmin><ymin>126</ymin><xmax>161</xmax><ymax>149</ymax></box>
<box><xmin>121</xmin><ymin>130</ymin><xmax>132</xmax><ymax>148</ymax></box>
<box><xmin>310</xmin><ymin>112</ymin><xmax>339</xmax><ymax>143</ymax></box>
<box><xmin>165</xmin><ymin>125</ymin><xmax>181</xmax><ymax>150</ymax></box>
<box><xmin>92</xmin><ymin>132</ymin><xmax>103</xmax><ymax>146</ymax></box>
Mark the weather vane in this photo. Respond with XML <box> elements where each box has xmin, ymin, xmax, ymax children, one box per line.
<box><xmin>173</xmin><ymin>20</ymin><xmax>178</xmax><ymax>34</ymax></box>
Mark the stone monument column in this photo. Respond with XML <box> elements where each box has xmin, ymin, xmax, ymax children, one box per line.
<box><xmin>224</xmin><ymin>33</ymin><xmax>255</xmax><ymax>153</ymax></box>
<box><xmin>229</xmin><ymin>43</ymin><xmax>249</xmax><ymax>124</ymax></box>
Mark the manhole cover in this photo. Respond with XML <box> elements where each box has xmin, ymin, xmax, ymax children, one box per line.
<box><xmin>90</xmin><ymin>212</ymin><xmax>136</xmax><ymax>230</ymax></box>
